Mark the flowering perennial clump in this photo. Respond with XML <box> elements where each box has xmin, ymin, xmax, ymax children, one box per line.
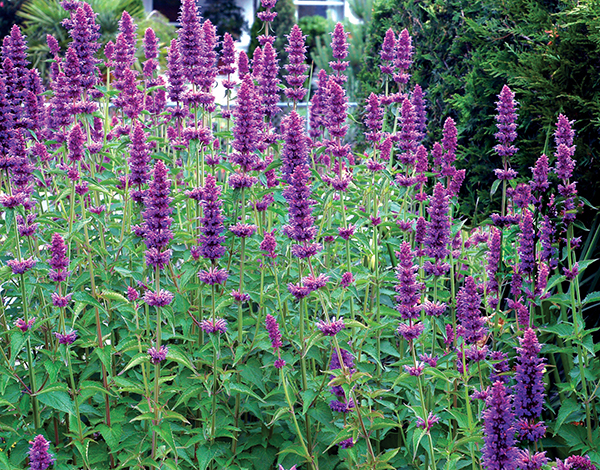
<box><xmin>0</xmin><ymin>5</ymin><xmax>595</xmax><ymax>470</ymax></box>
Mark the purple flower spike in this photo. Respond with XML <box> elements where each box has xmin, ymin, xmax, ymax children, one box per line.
<box><xmin>393</xmin><ymin>29</ymin><xmax>413</xmax><ymax>84</ymax></box>
<box><xmin>28</xmin><ymin>434</ymin><xmax>55</xmax><ymax>470</ymax></box>
<box><xmin>260</xmin><ymin>230</ymin><xmax>278</xmax><ymax>259</ymax></box>
<box><xmin>379</xmin><ymin>28</ymin><xmax>395</xmax><ymax>74</ymax></box>
<box><xmin>147</xmin><ymin>345</ymin><xmax>168</xmax><ymax>364</ymax></box>
<box><xmin>15</xmin><ymin>317</ymin><xmax>36</xmax><ymax>332</ymax></box>
<box><xmin>530</xmin><ymin>154</ymin><xmax>549</xmax><ymax>195</ymax></box>
<box><xmin>265</xmin><ymin>313</ymin><xmax>283</xmax><ymax>349</ymax></box>
<box><xmin>518</xmin><ymin>209</ymin><xmax>536</xmax><ymax>278</ymax></box>
<box><xmin>394</xmin><ymin>242</ymin><xmax>423</xmax><ymax>320</ymax></box>
<box><xmin>48</xmin><ymin>233</ymin><xmax>70</xmax><ymax>282</ymax></box>
<box><xmin>128</xmin><ymin>122</ymin><xmax>151</xmax><ymax>193</ymax></box>
<box><xmin>494</xmin><ymin>85</ymin><xmax>519</xmax><ymax>161</ymax></box>
<box><xmin>284</xmin><ymin>24</ymin><xmax>309</xmax><ymax>102</ymax></box>
<box><xmin>142</xmin><ymin>160</ymin><xmax>174</xmax><ymax>270</ymax></box>
<box><xmin>424</xmin><ymin>183</ymin><xmax>451</xmax><ymax>275</ymax></box>
<box><xmin>456</xmin><ymin>276</ymin><xmax>487</xmax><ymax>344</ymax></box>
<box><xmin>340</xmin><ymin>272</ymin><xmax>354</xmax><ymax>288</ymax></box>
<box><xmin>143</xmin><ymin>289</ymin><xmax>174</xmax><ymax>307</ymax></box>
<box><xmin>127</xmin><ymin>287</ymin><xmax>139</xmax><ymax>302</ymax></box>
<box><xmin>177</xmin><ymin>0</ymin><xmax>203</xmax><ymax>84</ymax></box>
<box><xmin>514</xmin><ymin>329</ymin><xmax>545</xmax><ymax>427</ymax></box>
<box><xmin>198</xmin><ymin>174</ymin><xmax>226</xmax><ymax>260</ymax></box>
<box><xmin>411</xmin><ymin>84</ymin><xmax>427</xmax><ymax>141</ymax></box>
<box><xmin>404</xmin><ymin>363</ymin><xmax>424</xmax><ymax>376</ymax></box>
<box><xmin>200</xmin><ymin>318</ymin><xmax>227</xmax><ymax>334</ymax></box>
<box><xmin>317</xmin><ymin>317</ymin><xmax>345</xmax><ymax>336</ymax></box>
<box><xmin>167</xmin><ymin>39</ymin><xmax>186</xmax><ymax>108</ymax></box>
<box><xmin>554</xmin><ymin>114</ymin><xmax>576</xmax><ymax>181</ymax></box>
<box><xmin>482</xmin><ymin>381</ymin><xmax>518</xmax><ymax>470</ymax></box>
<box><xmin>329</xmin><ymin>23</ymin><xmax>349</xmax><ymax>81</ymax></box>
<box><xmin>54</xmin><ymin>331</ymin><xmax>78</xmax><ymax>345</ymax></box>
<box><xmin>281</xmin><ymin>110</ymin><xmax>310</xmax><ymax>183</ymax></box>
<box><xmin>258</xmin><ymin>41</ymin><xmax>281</xmax><ymax>120</ymax></box>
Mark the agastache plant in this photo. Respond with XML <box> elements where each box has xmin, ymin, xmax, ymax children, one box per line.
<box><xmin>0</xmin><ymin>7</ymin><xmax>598</xmax><ymax>470</ymax></box>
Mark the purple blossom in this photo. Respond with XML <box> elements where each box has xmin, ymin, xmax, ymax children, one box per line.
<box><xmin>379</xmin><ymin>28</ymin><xmax>395</xmax><ymax>74</ymax></box>
<box><xmin>515</xmin><ymin>450</ymin><xmax>548</xmax><ymax>470</ymax></box>
<box><xmin>231</xmin><ymin>75</ymin><xmax>261</xmax><ymax>172</ymax></box>
<box><xmin>142</xmin><ymin>160</ymin><xmax>173</xmax><ymax>269</ymax></box>
<box><xmin>303</xmin><ymin>273</ymin><xmax>329</xmax><ymax>292</ymax></box>
<box><xmin>411</xmin><ymin>84</ymin><xmax>427</xmax><ymax>142</ymax></box>
<box><xmin>338</xmin><ymin>225</ymin><xmax>355</xmax><ymax>240</ymax></box>
<box><xmin>284</xmin><ymin>25</ymin><xmax>308</xmax><ymax>102</ymax></box>
<box><xmin>456</xmin><ymin>276</ymin><xmax>487</xmax><ymax>344</ymax></box>
<box><xmin>127</xmin><ymin>287</ymin><xmax>139</xmax><ymax>302</ymax></box>
<box><xmin>514</xmin><ymin>328</ymin><xmax>545</xmax><ymax>424</ymax></box>
<box><xmin>338</xmin><ymin>438</ymin><xmax>354</xmax><ymax>449</ymax></box>
<box><xmin>554</xmin><ymin>114</ymin><xmax>576</xmax><ymax>181</ymax></box>
<box><xmin>28</xmin><ymin>434</ymin><xmax>54</xmax><ymax>470</ymax></box>
<box><xmin>231</xmin><ymin>290</ymin><xmax>250</xmax><ymax>303</ymax></box>
<box><xmin>416</xmin><ymin>412</ymin><xmax>439</xmax><ymax>431</ymax></box>
<box><xmin>340</xmin><ymin>272</ymin><xmax>354</xmax><ymax>288</ymax></box>
<box><xmin>177</xmin><ymin>0</ymin><xmax>203</xmax><ymax>84</ymax></box>
<box><xmin>424</xmin><ymin>183</ymin><xmax>451</xmax><ymax>274</ymax></box>
<box><xmin>265</xmin><ymin>313</ymin><xmax>283</xmax><ymax>349</ymax></box>
<box><xmin>198</xmin><ymin>268</ymin><xmax>228</xmax><ymax>285</ymax></box>
<box><xmin>445</xmin><ymin>324</ymin><xmax>454</xmax><ymax>346</ymax></box>
<box><xmin>394</xmin><ymin>241</ymin><xmax>423</xmax><ymax>320</ymax></box>
<box><xmin>329</xmin><ymin>23</ymin><xmax>349</xmax><ymax>81</ymax></box>
<box><xmin>200</xmin><ymin>318</ymin><xmax>228</xmax><ymax>334</ymax></box>
<box><xmin>515</xmin><ymin>419</ymin><xmax>546</xmax><ymax>442</ymax></box>
<box><xmin>128</xmin><ymin>122</ymin><xmax>151</xmax><ymax>196</ymax></box>
<box><xmin>198</xmin><ymin>175</ymin><xmax>226</xmax><ymax>260</ymax></box>
<box><xmin>364</xmin><ymin>93</ymin><xmax>383</xmax><ymax>142</ymax></box>
<box><xmin>7</xmin><ymin>257</ymin><xmax>36</xmax><ymax>275</ymax></box>
<box><xmin>15</xmin><ymin>317</ymin><xmax>35</xmax><ymax>332</ymax></box>
<box><xmin>441</xmin><ymin>117</ymin><xmax>457</xmax><ymax>175</ymax></box>
<box><xmin>230</xmin><ymin>223</ymin><xmax>257</xmax><ymax>238</ymax></box>
<box><xmin>482</xmin><ymin>381</ymin><xmax>518</xmax><ymax>470</ymax></box>
<box><xmin>48</xmin><ymin>233</ymin><xmax>70</xmax><ymax>282</ymax></box>
<box><xmin>518</xmin><ymin>209</ymin><xmax>536</xmax><ymax>278</ymax></box>
<box><xmin>283</xmin><ymin>160</ymin><xmax>317</xmax><ymax>246</ymax></box>
<box><xmin>422</xmin><ymin>300</ymin><xmax>446</xmax><ymax>317</ymax></box>
<box><xmin>493</xmin><ymin>85</ymin><xmax>519</xmax><ymax>160</ymax></box>
<box><xmin>238</xmin><ymin>50</ymin><xmax>250</xmax><ymax>78</ymax></box>
<box><xmin>396</xmin><ymin>97</ymin><xmax>417</xmax><ymax>166</ymax></box>
<box><xmin>287</xmin><ymin>282</ymin><xmax>311</xmax><ymax>300</ymax></box>
<box><xmin>281</xmin><ymin>111</ymin><xmax>309</xmax><ymax>183</ymax></box>
<box><xmin>563</xmin><ymin>263</ymin><xmax>579</xmax><ymax>281</ymax></box>
<box><xmin>260</xmin><ymin>230</ymin><xmax>278</xmax><ymax>259</ymax></box>
<box><xmin>166</xmin><ymin>39</ymin><xmax>186</xmax><ymax>110</ymax></box>
<box><xmin>530</xmin><ymin>154</ymin><xmax>549</xmax><ymax>195</ymax></box>
<box><xmin>418</xmin><ymin>353</ymin><xmax>438</xmax><ymax>367</ymax></box>
<box><xmin>564</xmin><ymin>456</ymin><xmax>598</xmax><ymax>470</ymax></box>
<box><xmin>325</xmin><ymin>77</ymin><xmax>348</xmax><ymax>139</ymax></box>
<box><xmin>147</xmin><ymin>345</ymin><xmax>168</xmax><ymax>364</ymax></box>
<box><xmin>397</xmin><ymin>322</ymin><xmax>424</xmax><ymax>341</ymax></box>
<box><xmin>220</xmin><ymin>33</ymin><xmax>237</xmax><ymax>80</ymax></box>
<box><xmin>404</xmin><ymin>363</ymin><xmax>425</xmax><ymax>376</ymax></box>
<box><xmin>258</xmin><ymin>42</ymin><xmax>280</xmax><ymax>119</ymax></box>
<box><xmin>143</xmin><ymin>289</ymin><xmax>174</xmax><ymax>307</ymax></box>
<box><xmin>309</xmin><ymin>69</ymin><xmax>328</xmax><ymax>140</ymax></box>
<box><xmin>393</xmin><ymin>29</ymin><xmax>413</xmax><ymax>84</ymax></box>
<box><xmin>54</xmin><ymin>331</ymin><xmax>78</xmax><ymax>345</ymax></box>
<box><xmin>317</xmin><ymin>317</ymin><xmax>345</xmax><ymax>336</ymax></box>
<box><xmin>51</xmin><ymin>293</ymin><xmax>72</xmax><ymax>308</ymax></box>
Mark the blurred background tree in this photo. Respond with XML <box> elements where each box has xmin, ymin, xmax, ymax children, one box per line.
<box><xmin>203</xmin><ymin>0</ymin><xmax>248</xmax><ymax>43</ymax></box>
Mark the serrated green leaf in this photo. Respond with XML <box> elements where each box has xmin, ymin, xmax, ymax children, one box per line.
<box><xmin>37</xmin><ymin>389</ymin><xmax>75</xmax><ymax>415</ymax></box>
<box><xmin>554</xmin><ymin>398</ymin><xmax>582</xmax><ymax>435</ymax></box>
<box><xmin>119</xmin><ymin>352</ymin><xmax>149</xmax><ymax>375</ymax></box>
<box><xmin>227</xmin><ymin>382</ymin><xmax>265</xmax><ymax>403</ymax></box>
<box><xmin>100</xmin><ymin>290</ymin><xmax>128</xmax><ymax>303</ymax></box>
<box><xmin>167</xmin><ymin>346</ymin><xmax>197</xmax><ymax>371</ymax></box>
<box><xmin>97</xmin><ymin>423</ymin><xmax>122</xmax><ymax>450</ymax></box>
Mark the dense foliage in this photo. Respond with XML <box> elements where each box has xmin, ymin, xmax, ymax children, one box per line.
<box><xmin>358</xmin><ymin>0</ymin><xmax>600</xmax><ymax>222</ymax></box>
<box><xmin>0</xmin><ymin>0</ymin><xmax>599</xmax><ymax>469</ymax></box>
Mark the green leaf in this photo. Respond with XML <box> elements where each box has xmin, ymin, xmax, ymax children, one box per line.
<box><xmin>490</xmin><ymin>178</ymin><xmax>502</xmax><ymax>196</ymax></box>
<box><xmin>97</xmin><ymin>424</ymin><xmax>122</xmax><ymax>450</ymax></box>
<box><xmin>167</xmin><ymin>346</ymin><xmax>197</xmax><ymax>371</ymax></box>
<box><xmin>37</xmin><ymin>389</ymin><xmax>76</xmax><ymax>415</ymax></box>
<box><xmin>583</xmin><ymin>291</ymin><xmax>600</xmax><ymax>305</ymax></box>
<box><xmin>100</xmin><ymin>290</ymin><xmax>129</xmax><ymax>303</ymax></box>
<box><xmin>118</xmin><ymin>352</ymin><xmax>149</xmax><ymax>375</ymax></box>
<box><xmin>227</xmin><ymin>382</ymin><xmax>265</xmax><ymax>403</ymax></box>
<box><xmin>554</xmin><ymin>398</ymin><xmax>582</xmax><ymax>435</ymax></box>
